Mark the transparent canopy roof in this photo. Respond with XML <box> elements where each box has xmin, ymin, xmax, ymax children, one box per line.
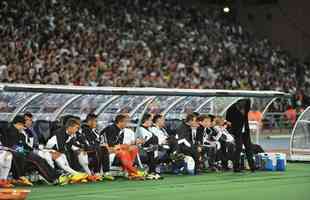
<box><xmin>165</xmin><ymin>97</ymin><xmax>209</xmax><ymax>119</ymax></box>
<box><xmin>96</xmin><ymin>95</ymin><xmax>153</xmax><ymax>129</ymax></box>
<box><xmin>0</xmin><ymin>84</ymin><xmax>289</xmax><ymax>131</ymax></box>
<box><xmin>60</xmin><ymin>94</ymin><xmax>113</xmax><ymax>120</ymax></box>
<box><xmin>145</xmin><ymin>96</ymin><xmax>181</xmax><ymax>114</ymax></box>
<box><xmin>0</xmin><ymin>91</ymin><xmax>35</xmax><ymax>121</ymax></box>
<box><xmin>20</xmin><ymin>94</ymin><xmax>77</xmax><ymax>121</ymax></box>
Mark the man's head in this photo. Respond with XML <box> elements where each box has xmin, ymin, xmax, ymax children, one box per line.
<box><xmin>141</xmin><ymin>113</ymin><xmax>153</xmax><ymax>128</ymax></box>
<box><xmin>12</xmin><ymin>115</ymin><xmax>25</xmax><ymax>131</ymax></box>
<box><xmin>209</xmin><ymin>114</ymin><xmax>216</xmax><ymax>126</ymax></box>
<box><xmin>115</xmin><ymin>114</ymin><xmax>130</xmax><ymax>129</ymax></box>
<box><xmin>23</xmin><ymin>112</ymin><xmax>33</xmax><ymax>129</ymax></box>
<box><xmin>185</xmin><ymin>113</ymin><xmax>199</xmax><ymax>128</ymax></box>
<box><xmin>153</xmin><ymin>114</ymin><xmax>165</xmax><ymax>128</ymax></box>
<box><xmin>197</xmin><ymin>114</ymin><xmax>212</xmax><ymax>128</ymax></box>
<box><xmin>85</xmin><ymin>113</ymin><xmax>97</xmax><ymax>129</ymax></box>
<box><xmin>65</xmin><ymin>118</ymin><xmax>80</xmax><ymax>135</ymax></box>
<box><xmin>236</xmin><ymin>102</ymin><xmax>245</xmax><ymax>114</ymax></box>
<box><xmin>236</xmin><ymin>99</ymin><xmax>251</xmax><ymax>114</ymax></box>
<box><xmin>214</xmin><ymin>116</ymin><xmax>225</xmax><ymax>126</ymax></box>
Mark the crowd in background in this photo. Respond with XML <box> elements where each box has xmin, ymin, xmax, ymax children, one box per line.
<box><xmin>0</xmin><ymin>0</ymin><xmax>309</xmax><ymax>107</ymax></box>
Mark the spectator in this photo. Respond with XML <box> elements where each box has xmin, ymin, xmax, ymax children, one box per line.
<box><xmin>0</xmin><ymin>0</ymin><xmax>308</xmax><ymax>108</ymax></box>
<box><xmin>284</xmin><ymin>105</ymin><xmax>297</xmax><ymax>126</ymax></box>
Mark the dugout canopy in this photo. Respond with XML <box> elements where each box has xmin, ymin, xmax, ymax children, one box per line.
<box><xmin>290</xmin><ymin>106</ymin><xmax>310</xmax><ymax>161</ymax></box>
<box><xmin>0</xmin><ymin>84</ymin><xmax>290</xmax><ymax>130</ymax></box>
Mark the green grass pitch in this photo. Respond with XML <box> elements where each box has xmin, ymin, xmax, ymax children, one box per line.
<box><xmin>26</xmin><ymin>163</ymin><xmax>310</xmax><ymax>200</ymax></box>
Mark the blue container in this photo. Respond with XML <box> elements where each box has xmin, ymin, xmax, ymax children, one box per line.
<box><xmin>276</xmin><ymin>159</ymin><xmax>285</xmax><ymax>171</ymax></box>
<box><xmin>276</xmin><ymin>154</ymin><xmax>286</xmax><ymax>171</ymax></box>
<box><xmin>265</xmin><ymin>157</ymin><xmax>275</xmax><ymax>171</ymax></box>
<box><xmin>262</xmin><ymin>153</ymin><xmax>276</xmax><ymax>171</ymax></box>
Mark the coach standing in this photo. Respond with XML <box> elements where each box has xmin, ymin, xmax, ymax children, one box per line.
<box><xmin>226</xmin><ymin>99</ymin><xmax>255</xmax><ymax>173</ymax></box>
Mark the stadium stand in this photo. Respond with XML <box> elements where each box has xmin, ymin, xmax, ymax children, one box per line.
<box><xmin>0</xmin><ymin>0</ymin><xmax>309</xmax><ymax>108</ymax></box>
<box><xmin>0</xmin><ymin>1</ymin><xmax>309</xmax><ymax>199</ymax></box>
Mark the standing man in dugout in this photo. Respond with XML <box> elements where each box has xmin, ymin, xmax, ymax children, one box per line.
<box><xmin>226</xmin><ymin>99</ymin><xmax>256</xmax><ymax>173</ymax></box>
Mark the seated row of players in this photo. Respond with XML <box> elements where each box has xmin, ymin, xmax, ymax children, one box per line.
<box><xmin>0</xmin><ymin>111</ymin><xmax>249</xmax><ymax>188</ymax></box>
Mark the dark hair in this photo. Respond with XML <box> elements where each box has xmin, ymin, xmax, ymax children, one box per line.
<box><xmin>65</xmin><ymin>118</ymin><xmax>80</xmax><ymax>129</ymax></box>
<box><xmin>141</xmin><ymin>113</ymin><xmax>152</xmax><ymax>124</ymax></box>
<box><xmin>24</xmin><ymin>112</ymin><xmax>33</xmax><ymax>119</ymax></box>
<box><xmin>153</xmin><ymin>114</ymin><xmax>163</xmax><ymax>124</ymax></box>
<box><xmin>208</xmin><ymin>114</ymin><xmax>216</xmax><ymax>122</ymax></box>
<box><xmin>236</xmin><ymin>99</ymin><xmax>251</xmax><ymax>112</ymax></box>
<box><xmin>197</xmin><ymin>114</ymin><xmax>210</xmax><ymax>122</ymax></box>
<box><xmin>192</xmin><ymin>112</ymin><xmax>200</xmax><ymax>116</ymax></box>
<box><xmin>185</xmin><ymin>113</ymin><xmax>199</xmax><ymax>123</ymax></box>
<box><xmin>85</xmin><ymin>113</ymin><xmax>97</xmax><ymax>122</ymax></box>
<box><xmin>115</xmin><ymin>114</ymin><xmax>129</xmax><ymax>124</ymax></box>
<box><xmin>61</xmin><ymin>115</ymin><xmax>80</xmax><ymax>126</ymax></box>
<box><xmin>12</xmin><ymin>115</ymin><xmax>25</xmax><ymax>125</ymax></box>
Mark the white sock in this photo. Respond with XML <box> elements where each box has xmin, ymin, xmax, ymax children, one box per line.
<box><xmin>0</xmin><ymin>151</ymin><xmax>12</xmax><ymax>179</ymax></box>
<box><xmin>55</xmin><ymin>154</ymin><xmax>79</xmax><ymax>175</ymax></box>
<box><xmin>109</xmin><ymin>153</ymin><xmax>116</xmax><ymax>168</ymax></box>
<box><xmin>154</xmin><ymin>150</ymin><xmax>159</xmax><ymax>158</ymax></box>
<box><xmin>78</xmin><ymin>152</ymin><xmax>91</xmax><ymax>175</ymax></box>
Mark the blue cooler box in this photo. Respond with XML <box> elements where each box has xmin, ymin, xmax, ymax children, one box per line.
<box><xmin>275</xmin><ymin>153</ymin><xmax>286</xmax><ymax>171</ymax></box>
<box><xmin>258</xmin><ymin>153</ymin><xmax>276</xmax><ymax>171</ymax></box>
<box><xmin>256</xmin><ymin>153</ymin><xmax>286</xmax><ymax>171</ymax></box>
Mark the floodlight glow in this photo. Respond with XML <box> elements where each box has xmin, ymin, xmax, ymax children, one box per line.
<box><xmin>223</xmin><ymin>7</ymin><xmax>230</xmax><ymax>13</ymax></box>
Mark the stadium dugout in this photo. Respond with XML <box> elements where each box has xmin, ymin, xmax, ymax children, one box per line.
<box><xmin>1</xmin><ymin>84</ymin><xmax>310</xmax><ymax>200</ymax></box>
<box><xmin>0</xmin><ymin>84</ymin><xmax>289</xmax><ymax>122</ymax></box>
<box><xmin>0</xmin><ymin>83</ymin><xmax>290</xmax><ymax>146</ymax></box>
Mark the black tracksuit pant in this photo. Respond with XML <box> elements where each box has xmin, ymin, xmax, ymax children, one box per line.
<box><xmin>179</xmin><ymin>144</ymin><xmax>200</xmax><ymax>173</ymax></box>
<box><xmin>216</xmin><ymin>141</ymin><xmax>235</xmax><ymax>169</ymax></box>
<box><xmin>88</xmin><ymin>146</ymin><xmax>110</xmax><ymax>173</ymax></box>
<box><xmin>142</xmin><ymin>136</ymin><xmax>159</xmax><ymax>173</ymax></box>
<box><xmin>233</xmin><ymin>132</ymin><xmax>255</xmax><ymax>171</ymax></box>
<box><xmin>11</xmin><ymin>152</ymin><xmax>58</xmax><ymax>183</ymax></box>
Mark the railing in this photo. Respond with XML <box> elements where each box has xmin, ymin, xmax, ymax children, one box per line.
<box><xmin>262</xmin><ymin>112</ymin><xmax>293</xmax><ymax>134</ymax></box>
<box><xmin>250</xmin><ymin>112</ymin><xmax>292</xmax><ymax>154</ymax></box>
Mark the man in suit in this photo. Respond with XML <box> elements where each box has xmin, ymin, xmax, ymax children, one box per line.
<box><xmin>176</xmin><ymin>113</ymin><xmax>200</xmax><ymax>174</ymax></box>
<box><xmin>23</xmin><ymin>112</ymin><xmax>55</xmax><ymax>169</ymax></box>
<box><xmin>24</xmin><ymin>112</ymin><xmax>39</xmax><ymax>149</ymax></box>
<box><xmin>226</xmin><ymin>99</ymin><xmax>255</xmax><ymax>172</ymax></box>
